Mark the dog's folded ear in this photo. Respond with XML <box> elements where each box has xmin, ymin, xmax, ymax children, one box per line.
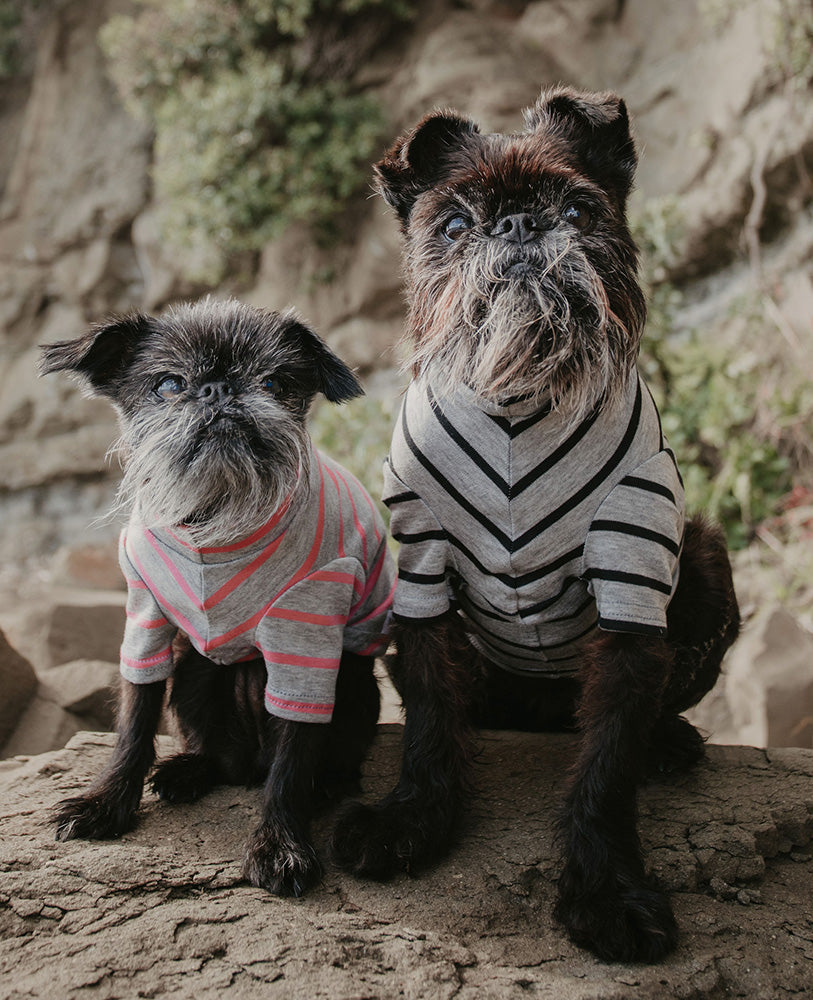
<box><xmin>286</xmin><ymin>318</ymin><xmax>364</xmax><ymax>404</ymax></box>
<box><xmin>38</xmin><ymin>313</ymin><xmax>153</xmax><ymax>399</ymax></box>
<box><xmin>374</xmin><ymin>110</ymin><xmax>481</xmax><ymax>224</ymax></box>
<box><xmin>524</xmin><ymin>87</ymin><xmax>637</xmax><ymax>207</ymax></box>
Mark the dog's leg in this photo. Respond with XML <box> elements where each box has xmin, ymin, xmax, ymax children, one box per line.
<box><xmin>318</xmin><ymin>652</ymin><xmax>380</xmax><ymax>803</ymax></box>
<box><xmin>650</xmin><ymin>515</ymin><xmax>740</xmax><ymax>774</ymax></box>
<box><xmin>242</xmin><ymin>716</ymin><xmax>330</xmax><ymax>897</ymax></box>
<box><xmin>54</xmin><ymin>677</ymin><xmax>166</xmax><ymax>840</ymax></box>
<box><xmin>554</xmin><ymin>631</ymin><xmax>677</xmax><ymax>963</ymax></box>
<box><xmin>332</xmin><ymin>612</ymin><xmax>476</xmax><ymax>878</ymax></box>
<box><xmin>150</xmin><ymin>644</ymin><xmax>230</xmax><ymax>803</ymax></box>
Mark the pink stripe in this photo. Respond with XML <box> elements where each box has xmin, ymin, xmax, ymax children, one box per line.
<box><xmin>167</xmin><ymin>495</ymin><xmax>294</xmax><ymax>554</ymax></box>
<box><xmin>260</xmin><ymin>649</ymin><xmax>340</xmax><ymax>669</ymax></box>
<box><xmin>332</xmin><ymin>466</ymin><xmax>368</xmax><ymax>565</ymax></box>
<box><xmin>128</xmin><ymin>543</ymin><xmax>206</xmax><ymax>648</ymax></box>
<box><xmin>351</xmin><ymin>576</ymin><xmax>396</xmax><ymax>627</ymax></box>
<box><xmin>126</xmin><ymin>609</ymin><xmax>169</xmax><ymax>629</ymax></box>
<box><xmin>206</xmin><ymin>461</ymin><xmax>328</xmax><ymax>650</ymax></box>
<box><xmin>203</xmin><ymin>530</ymin><xmax>287</xmax><ymax>609</ymax></box>
<box><xmin>121</xmin><ymin>646</ymin><xmax>172</xmax><ymax>669</ymax></box>
<box><xmin>307</xmin><ymin>569</ymin><xmax>364</xmax><ymax>595</ymax></box>
<box><xmin>125</xmin><ymin>578</ymin><xmax>148</xmax><ymax>590</ymax></box>
<box><xmin>350</xmin><ymin>545</ymin><xmax>387</xmax><ymax>614</ymax></box>
<box><xmin>356</xmin><ymin>482</ymin><xmax>382</xmax><ymax>544</ymax></box>
<box><xmin>356</xmin><ymin>636</ymin><xmax>388</xmax><ymax>656</ymax></box>
<box><xmin>324</xmin><ymin>465</ymin><xmax>346</xmax><ymax>559</ymax></box>
<box><xmin>264</xmin><ymin>692</ymin><xmax>334</xmax><ymax>715</ymax></box>
<box><xmin>144</xmin><ymin>528</ymin><xmax>203</xmax><ymax>610</ymax></box>
<box><xmin>262</xmin><ymin>607</ymin><xmax>347</xmax><ymax>626</ymax></box>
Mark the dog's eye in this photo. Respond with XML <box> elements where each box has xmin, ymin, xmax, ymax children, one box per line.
<box><xmin>154</xmin><ymin>375</ymin><xmax>187</xmax><ymax>399</ymax></box>
<box><xmin>562</xmin><ymin>203</ymin><xmax>593</xmax><ymax>232</ymax></box>
<box><xmin>262</xmin><ymin>377</ymin><xmax>275</xmax><ymax>393</ymax></box>
<box><xmin>442</xmin><ymin>215</ymin><xmax>472</xmax><ymax>242</ymax></box>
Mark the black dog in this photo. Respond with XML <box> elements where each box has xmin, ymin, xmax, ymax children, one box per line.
<box><xmin>39</xmin><ymin>299</ymin><xmax>394</xmax><ymax>896</ymax></box>
<box><xmin>332</xmin><ymin>88</ymin><xmax>740</xmax><ymax>961</ymax></box>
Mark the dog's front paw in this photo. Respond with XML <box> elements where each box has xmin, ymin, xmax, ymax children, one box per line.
<box><xmin>53</xmin><ymin>790</ymin><xmax>140</xmax><ymax>842</ymax></box>
<box><xmin>150</xmin><ymin>754</ymin><xmax>216</xmax><ymax>803</ymax></box>
<box><xmin>331</xmin><ymin>798</ymin><xmax>451</xmax><ymax>879</ymax></box>
<box><xmin>242</xmin><ymin>823</ymin><xmax>322</xmax><ymax>897</ymax></box>
<box><xmin>555</xmin><ymin>868</ymin><xmax>678</xmax><ymax>963</ymax></box>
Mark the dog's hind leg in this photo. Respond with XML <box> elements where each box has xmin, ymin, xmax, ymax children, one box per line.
<box><xmin>151</xmin><ymin>645</ymin><xmax>267</xmax><ymax>801</ymax></box>
<box><xmin>318</xmin><ymin>651</ymin><xmax>380</xmax><ymax>803</ymax></box>
<box><xmin>331</xmin><ymin>612</ymin><xmax>476</xmax><ymax>878</ymax></box>
<box><xmin>649</xmin><ymin>515</ymin><xmax>740</xmax><ymax>775</ymax></box>
<box><xmin>54</xmin><ymin>677</ymin><xmax>166</xmax><ymax>840</ymax></box>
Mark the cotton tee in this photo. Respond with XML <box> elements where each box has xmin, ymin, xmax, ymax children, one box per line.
<box><xmin>119</xmin><ymin>447</ymin><xmax>395</xmax><ymax>723</ymax></box>
<box><xmin>383</xmin><ymin>373</ymin><xmax>684</xmax><ymax>676</ymax></box>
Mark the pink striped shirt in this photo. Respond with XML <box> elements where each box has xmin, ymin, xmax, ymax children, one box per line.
<box><xmin>119</xmin><ymin>448</ymin><xmax>395</xmax><ymax>723</ymax></box>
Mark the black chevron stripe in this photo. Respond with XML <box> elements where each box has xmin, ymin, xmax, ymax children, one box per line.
<box><xmin>509</xmin><ymin>379</ymin><xmax>644</xmax><ymax>552</ymax></box>
<box><xmin>588</xmin><ymin>519</ymin><xmax>680</xmax><ymax>555</ymax></box>
<box><xmin>583</xmin><ymin>567</ymin><xmax>673</xmax><ymax>595</ymax></box>
<box><xmin>511</xmin><ymin>405</ymin><xmax>601</xmax><ymax>497</ymax></box>
<box><xmin>427</xmin><ymin>385</ymin><xmax>510</xmax><ymax>496</ymax></box>
<box><xmin>619</xmin><ymin>475</ymin><xmax>675</xmax><ymax>504</ymax></box>
<box><xmin>398</xmin><ymin>401</ymin><xmax>514</xmax><ymax>550</ymax></box>
<box><xmin>400</xmin><ymin>379</ymin><xmax>643</xmax><ymax>556</ymax></box>
<box><xmin>447</xmin><ymin>530</ymin><xmax>583</xmax><ymax>589</ymax></box>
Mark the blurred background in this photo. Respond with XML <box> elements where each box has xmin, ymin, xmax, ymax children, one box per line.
<box><xmin>0</xmin><ymin>0</ymin><xmax>811</xmax><ymax>757</ymax></box>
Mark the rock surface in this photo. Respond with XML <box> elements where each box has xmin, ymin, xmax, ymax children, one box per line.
<box><xmin>0</xmin><ymin>729</ymin><xmax>811</xmax><ymax>999</ymax></box>
<box><xmin>0</xmin><ymin>630</ymin><xmax>37</xmax><ymax>747</ymax></box>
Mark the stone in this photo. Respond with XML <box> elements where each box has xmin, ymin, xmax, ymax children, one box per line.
<box><xmin>45</xmin><ymin>601</ymin><xmax>125</xmax><ymax>669</ymax></box>
<box><xmin>723</xmin><ymin>605</ymin><xmax>813</xmax><ymax>748</ymax></box>
<box><xmin>0</xmin><ymin>729</ymin><xmax>810</xmax><ymax>998</ymax></box>
<box><xmin>51</xmin><ymin>543</ymin><xmax>125</xmax><ymax>592</ymax></box>
<box><xmin>0</xmin><ymin>695</ymin><xmax>84</xmax><ymax>759</ymax></box>
<box><xmin>39</xmin><ymin>659</ymin><xmax>119</xmax><ymax>730</ymax></box>
<box><xmin>0</xmin><ymin>630</ymin><xmax>37</xmax><ymax>749</ymax></box>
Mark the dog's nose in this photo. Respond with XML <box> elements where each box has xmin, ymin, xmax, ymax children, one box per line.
<box><xmin>198</xmin><ymin>381</ymin><xmax>233</xmax><ymax>403</ymax></box>
<box><xmin>491</xmin><ymin>213</ymin><xmax>545</xmax><ymax>244</ymax></box>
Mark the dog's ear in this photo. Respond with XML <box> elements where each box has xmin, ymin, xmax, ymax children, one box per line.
<box><xmin>38</xmin><ymin>313</ymin><xmax>153</xmax><ymax>399</ymax></box>
<box><xmin>374</xmin><ymin>110</ymin><xmax>481</xmax><ymax>224</ymax></box>
<box><xmin>524</xmin><ymin>88</ymin><xmax>637</xmax><ymax>207</ymax></box>
<box><xmin>286</xmin><ymin>318</ymin><xmax>364</xmax><ymax>404</ymax></box>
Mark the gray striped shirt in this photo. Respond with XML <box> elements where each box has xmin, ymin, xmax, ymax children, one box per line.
<box><xmin>119</xmin><ymin>447</ymin><xmax>395</xmax><ymax>722</ymax></box>
<box><xmin>383</xmin><ymin>373</ymin><xmax>684</xmax><ymax>675</ymax></box>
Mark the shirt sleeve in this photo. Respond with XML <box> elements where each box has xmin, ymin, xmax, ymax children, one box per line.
<box><xmin>118</xmin><ymin>531</ymin><xmax>176</xmax><ymax>683</ymax></box>
<box><xmin>382</xmin><ymin>456</ymin><xmax>453</xmax><ymax>620</ymax></box>
<box><xmin>582</xmin><ymin>450</ymin><xmax>685</xmax><ymax>637</ymax></box>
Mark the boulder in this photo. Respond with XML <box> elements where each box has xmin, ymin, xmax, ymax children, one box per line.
<box><xmin>0</xmin><ymin>729</ymin><xmax>810</xmax><ymax>998</ymax></box>
<box><xmin>45</xmin><ymin>601</ymin><xmax>125</xmax><ymax>669</ymax></box>
<box><xmin>0</xmin><ymin>695</ymin><xmax>84</xmax><ymax>759</ymax></box>
<box><xmin>39</xmin><ymin>659</ymin><xmax>119</xmax><ymax>730</ymax></box>
<box><xmin>0</xmin><ymin>630</ymin><xmax>37</xmax><ymax>748</ymax></box>
<box><xmin>724</xmin><ymin>605</ymin><xmax>813</xmax><ymax>748</ymax></box>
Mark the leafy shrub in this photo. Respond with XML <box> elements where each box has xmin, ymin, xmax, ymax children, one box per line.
<box><xmin>633</xmin><ymin>197</ymin><xmax>810</xmax><ymax>549</ymax></box>
<box><xmin>99</xmin><ymin>0</ymin><xmax>411</xmax><ymax>282</ymax></box>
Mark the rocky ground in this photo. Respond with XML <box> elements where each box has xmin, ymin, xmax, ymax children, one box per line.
<box><xmin>1</xmin><ymin>729</ymin><xmax>812</xmax><ymax>999</ymax></box>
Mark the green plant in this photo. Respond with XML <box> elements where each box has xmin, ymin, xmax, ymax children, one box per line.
<box><xmin>308</xmin><ymin>391</ymin><xmax>402</xmax><ymax>531</ymax></box>
<box><xmin>99</xmin><ymin>0</ymin><xmax>411</xmax><ymax>283</ymax></box>
<box><xmin>632</xmin><ymin>198</ymin><xmax>808</xmax><ymax>549</ymax></box>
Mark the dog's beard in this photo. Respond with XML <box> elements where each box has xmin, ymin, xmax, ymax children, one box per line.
<box><xmin>408</xmin><ymin>232</ymin><xmax>643</xmax><ymax>420</ymax></box>
<box><xmin>111</xmin><ymin>396</ymin><xmax>308</xmax><ymax>546</ymax></box>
